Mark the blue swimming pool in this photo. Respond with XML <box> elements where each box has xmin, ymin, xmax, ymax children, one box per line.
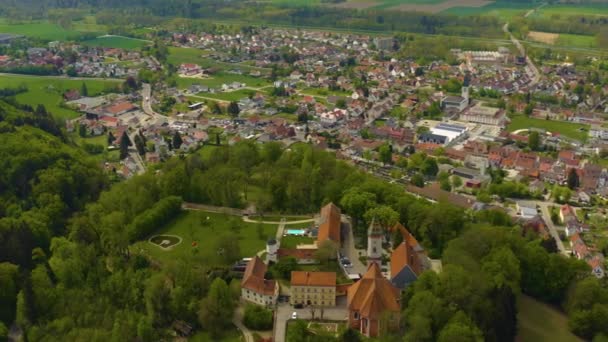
<box><xmin>285</xmin><ymin>229</ymin><xmax>306</xmax><ymax>236</ymax></box>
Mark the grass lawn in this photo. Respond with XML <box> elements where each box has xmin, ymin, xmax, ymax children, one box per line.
<box><xmin>132</xmin><ymin>210</ymin><xmax>279</xmax><ymax>265</ymax></box>
<box><xmin>83</xmin><ymin>35</ymin><xmax>150</xmax><ymax>50</ymax></box>
<box><xmin>167</xmin><ymin>47</ymin><xmax>212</xmax><ymax>66</ymax></box>
<box><xmin>176</xmin><ymin>72</ymin><xmax>271</xmax><ymax>90</ymax></box>
<box><xmin>507</xmin><ymin>115</ymin><xmax>589</xmax><ymax>142</ymax></box>
<box><xmin>194</xmin><ymin>89</ymin><xmax>260</xmax><ymax>102</ymax></box>
<box><xmin>280</xmin><ymin>236</ymin><xmax>315</xmax><ymax>249</ymax></box>
<box><xmin>0</xmin><ymin>19</ymin><xmax>96</xmax><ymax>41</ymax></box>
<box><xmin>71</xmin><ymin>133</ymin><xmax>121</xmax><ymax>163</ymax></box>
<box><xmin>516</xmin><ymin>295</ymin><xmax>582</xmax><ymax>342</ymax></box>
<box><xmin>0</xmin><ymin>74</ymin><xmax>122</xmax><ymax>120</ymax></box>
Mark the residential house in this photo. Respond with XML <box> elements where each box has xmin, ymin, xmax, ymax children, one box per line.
<box><xmin>241</xmin><ymin>256</ymin><xmax>279</xmax><ymax>307</ymax></box>
<box><xmin>347</xmin><ymin>263</ymin><xmax>400</xmax><ymax>338</ymax></box>
<box><xmin>560</xmin><ymin>204</ymin><xmax>576</xmax><ymax>223</ymax></box>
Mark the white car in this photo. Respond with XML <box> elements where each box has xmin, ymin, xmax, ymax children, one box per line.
<box><xmin>291</xmin><ymin>312</ymin><xmax>297</xmax><ymax>320</ymax></box>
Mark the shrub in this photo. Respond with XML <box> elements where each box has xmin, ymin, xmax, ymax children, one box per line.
<box><xmin>243</xmin><ymin>304</ymin><xmax>273</xmax><ymax>330</ymax></box>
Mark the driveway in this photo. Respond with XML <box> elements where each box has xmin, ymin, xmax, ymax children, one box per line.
<box><xmin>233</xmin><ymin>306</ymin><xmax>254</xmax><ymax>342</ymax></box>
<box><xmin>341</xmin><ymin>219</ymin><xmax>368</xmax><ymax>276</ymax></box>
<box><xmin>274</xmin><ymin>301</ymin><xmax>348</xmax><ymax>342</ymax></box>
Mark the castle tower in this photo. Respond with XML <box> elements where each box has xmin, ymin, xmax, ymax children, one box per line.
<box><xmin>367</xmin><ymin>218</ymin><xmax>383</xmax><ymax>267</ymax></box>
<box><xmin>266</xmin><ymin>238</ymin><xmax>279</xmax><ymax>264</ymax></box>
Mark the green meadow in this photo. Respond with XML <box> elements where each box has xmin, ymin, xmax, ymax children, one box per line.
<box><xmin>507</xmin><ymin>115</ymin><xmax>589</xmax><ymax>142</ymax></box>
<box><xmin>132</xmin><ymin>210</ymin><xmax>279</xmax><ymax>265</ymax></box>
<box><xmin>533</xmin><ymin>4</ymin><xmax>608</xmax><ymax>18</ymax></box>
<box><xmin>83</xmin><ymin>35</ymin><xmax>150</xmax><ymax>49</ymax></box>
<box><xmin>0</xmin><ymin>74</ymin><xmax>121</xmax><ymax>120</ymax></box>
<box><xmin>0</xmin><ymin>20</ymin><xmax>82</xmax><ymax>41</ymax></box>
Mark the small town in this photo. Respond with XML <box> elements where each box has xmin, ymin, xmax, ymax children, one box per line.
<box><xmin>1</xmin><ymin>1</ymin><xmax>608</xmax><ymax>341</ymax></box>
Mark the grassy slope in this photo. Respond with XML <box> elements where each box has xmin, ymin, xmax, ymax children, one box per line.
<box><xmin>516</xmin><ymin>295</ymin><xmax>582</xmax><ymax>342</ymax></box>
<box><xmin>0</xmin><ymin>74</ymin><xmax>121</xmax><ymax>120</ymax></box>
<box><xmin>132</xmin><ymin>210</ymin><xmax>278</xmax><ymax>265</ymax></box>
<box><xmin>507</xmin><ymin>115</ymin><xmax>589</xmax><ymax>142</ymax></box>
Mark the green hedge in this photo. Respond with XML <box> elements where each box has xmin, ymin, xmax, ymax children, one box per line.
<box><xmin>128</xmin><ymin>196</ymin><xmax>182</xmax><ymax>241</ymax></box>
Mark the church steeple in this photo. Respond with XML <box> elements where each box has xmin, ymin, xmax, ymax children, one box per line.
<box><xmin>367</xmin><ymin>218</ymin><xmax>383</xmax><ymax>267</ymax></box>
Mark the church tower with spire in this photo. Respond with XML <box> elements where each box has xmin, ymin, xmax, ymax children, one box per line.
<box><xmin>367</xmin><ymin>218</ymin><xmax>383</xmax><ymax>267</ymax></box>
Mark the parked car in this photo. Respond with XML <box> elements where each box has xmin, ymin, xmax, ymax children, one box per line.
<box><xmin>291</xmin><ymin>312</ymin><xmax>298</xmax><ymax>319</ymax></box>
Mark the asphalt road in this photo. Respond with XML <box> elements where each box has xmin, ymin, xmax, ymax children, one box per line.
<box><xmin>341</xmin><ymin>219</ymin><xmax>368</xmax><ymax>276</ymax></box>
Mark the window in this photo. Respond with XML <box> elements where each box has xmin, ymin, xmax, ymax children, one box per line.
<box><xmin>354</xmin><ymin>312</ymin><xmax>360</xmax><ymax>320</ymax></box>
<box><xmin>372</xmin><ymin>247</ymin><xmax>377</xmax><ymax>253</ymax></box>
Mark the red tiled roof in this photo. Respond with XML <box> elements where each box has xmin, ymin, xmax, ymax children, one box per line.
<box><xmin>291</xmin><ymin>271</ymin><xmax>336</xmax><ymax>287</ymax></box>
<box><xmin>347</xmin><ymin>263</ymin><xmax>400</xmax><ymax>319</ymax></box>
<box><xmin>317</xmin><ymin>203</ymin><xmax>341</xmax><ymax>244</ymax></box>
<box><xmin>107</xmin><ymin>102</ymin><xmax>136</xmax><ymax>115</ymax></box>
<box><xmin>242</xmin><ymin>256</ymin><xmax>276</xmax><ymax>296</ymax></box>
<box><xmin>390</xmin><ymin>223</ymin><xmax>426</xmax><ymax>277</ymax></box>
<box><xmin>277</xmin><ymin>248</ymin><xmax>316</xmax><ymax>260</ymax></box>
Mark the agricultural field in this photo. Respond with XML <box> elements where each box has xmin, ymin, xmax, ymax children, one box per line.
<box><xmin>527</xmin><ymin>31</ymin><xmax>559</xmax><ymax>45</ymax></box>
<box><xmin>0</xmin><ymin>74</ymin><xmax>122</xmax><ymax>120</ymax></box>
<box><xmin>83</xmin><ymin>35</ymin><xmax>150</xmax><ymax>49</ymax></box>
<box><xmin>507</xmin><ymin>115</ymin><xmax>589</xmax><ymax>142</ymax></box>
<box><xmin>527</xmin><ymin>31</ymin><xmax>598</xmax><ymax>49</ymax></box>
<box><xmin>442</xmin><ymin>1</ymin><xmax>535</xmax><ymax>17</ymax></box>
<box><xmin>0</xmin><ymin>19</ymin><xmax>92</xmax><ymax>41</ymax></box>
<box><xmin>532</xmin><ymin>4</ymin><xmax>608</xmax><ymax>18</ymax></box>
<box><xmin>516</xmin><ymin>295</ymin><xmax>582</xmax><ymax>342</ymax></box>
<box><xmin>324</xmin><ymin>0</ymin><xmax>525</xmax><ymax>14</ymax></box>
<box><xmin>556</xmin><ymin>33</ymin><xmax>598</xmax><ymax>49</ymax></box>
<box><xmin>131</xmin><ymin>210</ymin><xmax>279</xmax><ymax>265</ymax></box>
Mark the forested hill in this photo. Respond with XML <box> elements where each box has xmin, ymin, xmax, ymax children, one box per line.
<box><xmin>0</xmin><ymin>100</ymin><xmax>108</xmax><ymax>268</ymax></box>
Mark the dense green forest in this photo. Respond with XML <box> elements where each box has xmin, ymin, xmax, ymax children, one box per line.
<box><xmin>0</xmin><ymin>97</ymin><xmax>606</xmax><ymax>340</ymax></box>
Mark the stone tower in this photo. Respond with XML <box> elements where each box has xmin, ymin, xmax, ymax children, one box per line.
<box><xmin>367</xmin><ymin>218</ymin><xmax>383</xmax><ymax>267</ymax></box>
